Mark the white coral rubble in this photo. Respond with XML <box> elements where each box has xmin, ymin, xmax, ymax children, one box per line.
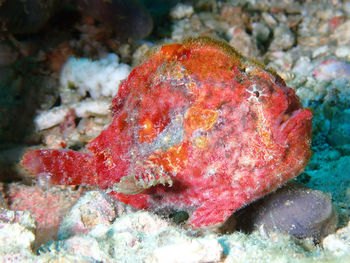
<box><xmin>60</xmin><ymin>53</ymin><xmax>131</xmax><ymax>99</ymax></box>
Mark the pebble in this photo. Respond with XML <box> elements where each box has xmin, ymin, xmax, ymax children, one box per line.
<box><xmin>0</xmin><ymin>210</ymin><xmax>36</xmax><ymax>250</ymax></box>
<box><xmin>312</xmin><ymin>45</ymin><xmax>329</xmax><ymax>58</ymax></box>
<box><xmin>59</xmin><ymin>235</ymin><xmax>110</xmax><ymax>261</ymax></box>
<box><xmin>220</xmin><ymin>6</ymin><xmax>248</xmax><ymax>28</ymax></box>
<box><xmin>49</xmin><ymin>210</ymin><xmax>223</xmax><ymax>262</ymax></box>
<box><xmin>8</xmin><ymin>183</ymin><xmax>82</xmax><ymax>247</ymax></box>
<box><xmin>233</xmin><ymin>182</ymin><xmax>338</xmax><ymax>241</ymax></box>
<box><xmin>292</xmin><ymin>56</ymin><xmax>313</xmax><ymax>77</ymax></box>
<box><xmin>170</xmin><ymin>3</ymin><xmax>194</xmax><ymax>20</ymax></box>
<box><xmin>132</xmin><ymin>43</ymin><xmax>153</xmax><ymax>66</ymax></box>
<box><xmin>58</xmin><ymin>191</ymin><xmax>119</xmax><ymax>239</ymax></box>
<box><xmin>344</xmin><ymin>2</ymin><xmax>350</xmax><ymax>16</ymax></box>
<box><xmin>331</xmin><ymin>20</ymin><xmax>350</xmax><ymax>45</ymax></box>
<box><xmin>266</xmin><ymin>51</ymin><xmax>293</xmax><ymax>72</ymax></box>
<box><xmin>269</xmin><ymin>23</ymin><xmax>295</xmax><ymax>51</ymax></box>
<box><xmin>109</xmin><ymin>211</ymin><xmax>223</xmax><ymax>263</ymax></box>
<box><xmin>312</xmin><ymin>59</ymin><xmax>350</xmax><ymax>80</ymax></box>
<box><xmin>335</xmin><ymin>46</ymin><xmax>350</xmax><ymax>58</ymax></box>
<box><xmin>261</xmin><ymin>12</ymin><xmax>278</xmax><ymax>28</ymax></box>
<box><xmin>149</xmin><ymin>238</ymin><xmax>222</xmax><ymax>263</ymax></box>
<box><xmin>34</xmin><ymin>99</ymin><xmax>111</xmax><ymax>130</ymax></box>
<box><xmin>323</xmin><ymin>221</ymin><xmax>350</xmax><ymax>256</ymax></box>
<box><xmin>252</xmin><ymin>22</ymin><xmax>271</xmax><ymax>44</ymax></box>
<box><xmin>227</xmin><ymin>26</ymin><xmax>258</xmax><ymax>57</ymax></box>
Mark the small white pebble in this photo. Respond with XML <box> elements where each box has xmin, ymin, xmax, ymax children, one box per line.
<box><xmin>35</xmin><ymin>100</ymin><xmax>111</xmax><ymax>130</ymax></box>
<box><xmin>312</xmin><ymin>46</ymin><xmax>329</xmax><ymax>58</ymax></box>
<box><xmin>73</xmin><ymin>100</ymin><xmax>111</xmax><ymax>118</ymax></box>
<box><xmin>35</xmin><ymin>106</ymin><xmax>70</xmax><ymax>130</ymax></box>
<box><xmin>335</xmin><ymin>46</ymin><xmax>350</xmax><ymax>58</ymax></box>
<box><xmin>147</xmin><ymin>238</ymin><xmax>222</xmax><ymax>263</ymax></box>
<box><xmin>323</xmin><ymin>222</ymin><xmax>350</xmax><ymax>256</ymax></box>
<box><xmin>170</xmin><ymin>3</ymin><xmax>194</xmax><ymax>20</ymax></box>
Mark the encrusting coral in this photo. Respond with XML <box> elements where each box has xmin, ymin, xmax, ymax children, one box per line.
<box><xmin>22</xmin><ymin>36</ymin><xmax>313</xmax><ymax>227</ymax></box>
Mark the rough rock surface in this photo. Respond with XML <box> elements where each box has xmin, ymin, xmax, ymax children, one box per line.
<box><xmin>40</xmin><ymin>210</ymin><xmax>223</xmax><ymax>263</ymax></box>
<box><xmin>58</xmin><ymin>191</ymin><xmax>134</xmax><ymax>239</ymax></box>
<box><xmin>8</xmin><ymin>183</ymin><xmax>82</xmax><ymax>246</ymax></box>
<box><xmin>323</xmin><ymin>221</ymin><xmax>350</xmax><ymax>256</ymax></box>
<box><xmin>0</xmin><ymin>210</ymin><xmax>36</xmax><ymax>262</ymax></box>
<box><xmin>0</xmin><ymin>192</ymin><xmax>348</xmax><ymax>262</ymax></box>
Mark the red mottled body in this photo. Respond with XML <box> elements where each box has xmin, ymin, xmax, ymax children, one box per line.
<box><xmin>22</xmin><ymin>37</ymin><xmax>312</xmax><ymax>227</ymax></box>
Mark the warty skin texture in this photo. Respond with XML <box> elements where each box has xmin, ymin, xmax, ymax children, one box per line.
<box><xmin>22</xmin><ymin>37</ymin><xmax>313</xmax><ymax>227</ymax></box>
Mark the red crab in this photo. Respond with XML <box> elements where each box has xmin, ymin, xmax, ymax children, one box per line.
<box><xmin>22</xmin><ymin>37</ymin><xmax>312</xmax><ymax>227</ymax></box>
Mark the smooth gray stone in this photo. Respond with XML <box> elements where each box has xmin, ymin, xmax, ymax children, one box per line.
<box><xmin>232</xmin><ymin>182</ymin><xmax>338</xmax><ymax>242</ymax></box>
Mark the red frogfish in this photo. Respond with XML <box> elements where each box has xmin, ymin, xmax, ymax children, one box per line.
<box><xmin>22</xmin><ymin>37</ymin><xmax>312</xmax><ymax>227</ymax></box>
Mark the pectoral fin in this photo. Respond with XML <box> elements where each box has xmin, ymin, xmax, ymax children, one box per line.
<box><xmin>21</xmin><ymin>149</ymin><xmax>97</xmax><ymax>185</ymax></box>
<box><xmin>114</xmin><ymin>162</ymin><xmax>173</xmax><ymax>195</ymax></box>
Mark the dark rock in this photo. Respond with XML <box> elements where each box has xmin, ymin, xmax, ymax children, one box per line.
<box><xmin>0</xmin><ymin>0</ymin><xmax>153</xmax><ymax>39</ymax></box>
<box><xmin>0</xmin><ymin>0</ymin><xmax>62</xmax><ymax>34</ymax></box>
<box><xmin>76</xmin><ymin>0</ymin><xmax>153</xmax><ymax>40</ymax></box>
<box><xmin>170</xmin><ymin>210</ymin><xmax>189</xmax><ymax>224</ymax></box>
<box><xmin>231</xmin><ymin>182</ymin><xmax>338</xmax><ymax>242</ymax></box>
<box><xmin>0</xmin><ymin>182</ymin><xmax>7</xmax><ymax>208</ymax></box>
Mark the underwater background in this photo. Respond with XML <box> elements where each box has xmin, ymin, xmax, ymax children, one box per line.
<box><xmin>0</xmin><ymin>0</ymin><xmax>349</xmax><ymax>262</ymax></box>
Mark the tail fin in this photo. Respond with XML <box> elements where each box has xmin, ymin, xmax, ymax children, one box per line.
<box><xmin>21</xmin><ymin>149</ymin><xmax>97</xmax><ymax>186</ymax></box>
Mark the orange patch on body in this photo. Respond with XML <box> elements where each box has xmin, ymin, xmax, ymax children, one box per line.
<box><xmin>180</xmin><ymin>45</ymin><xmax>237</xmax><ymax>80</ymax></box>
<box><xmin>184</xmin><ymin>107</ymin><xmax>218</xmax><ymax>135</ymax></box>
<box><xmin>139</xmin><ymin>118</ymin><xmax>155</xmax><ymax>143</ymax></box>
<box><xmin>150</xmin><ymin>142</ymin><xmax>189</xmax><ymax>173</ymax></box>
<box><xmin>139</xmin><ymin>109</ymin><xmax>171</xmax><ymax>143</ymax></box>
<box><xmin>161</xmin><ymin>43</ymin><xmax>186</xmax><ymax>60</ymax></box>
<box><xmin>194</xmin><ymin>136</ymin><xmax>208</xmax><ymax>148</ymax></box>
